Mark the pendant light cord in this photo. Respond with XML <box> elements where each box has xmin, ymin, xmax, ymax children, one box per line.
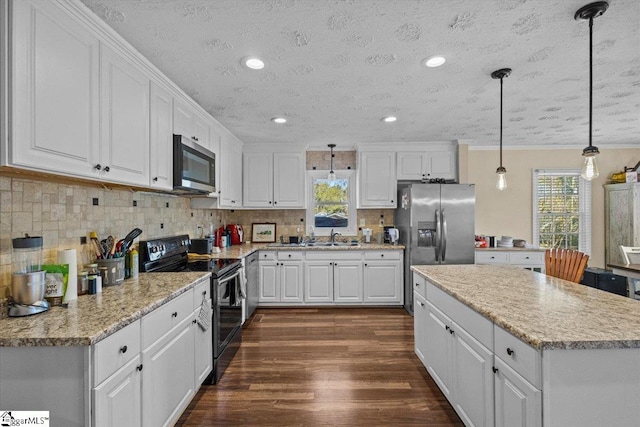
<box><xmin>588</xmin><ymin>15</ymin><xmax>593</xmax><ymax>149</ymax></box>
<box><xmin>499</xmin><ymin>76</ymin><xmax>504</xmax><ymax>168</ymax></box>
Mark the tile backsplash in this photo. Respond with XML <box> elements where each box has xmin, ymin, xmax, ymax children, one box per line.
<box><xmin>0</xmin><ymin>174</ymin><xmax>222</xmax><ymax>299</ymax></box>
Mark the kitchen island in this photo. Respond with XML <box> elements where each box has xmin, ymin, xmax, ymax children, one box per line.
<box><xmin>412</xmin><ymin>264</ymin><xmax>640</xmax><ymax>427</ymax></box>
<box><xmin>0</xmin><ymin>271</ymin><xmax>211</xmax><ymax>427</ymax></box>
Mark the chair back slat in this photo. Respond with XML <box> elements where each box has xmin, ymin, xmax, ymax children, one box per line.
<box><xmin>545</xmin><ymin>248</ymin><xmax>589</xmax><ymax>283</ymax></box>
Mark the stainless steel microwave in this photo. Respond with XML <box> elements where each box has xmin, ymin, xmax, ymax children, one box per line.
<box><xmin>173</xmin><ymin>134</ymin><xmax>216</xmax><ymax>195</ymax></box>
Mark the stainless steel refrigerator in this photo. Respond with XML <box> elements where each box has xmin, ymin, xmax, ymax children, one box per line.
<box><xmin>396</xmin><ymin>183</ymin><xmax>475</xmax><ymax>313</ymax></box>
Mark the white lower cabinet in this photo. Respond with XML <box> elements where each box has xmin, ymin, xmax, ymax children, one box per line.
<box><xmin>415</xmin><ymin>273</ymin><xmax>541</xmax><ymax>427</ymax></box>
<box><xmin>304</xmin><ymin>261</ymin><xmax>334</xmax><ymax>303</ymax></box>
<box><xmin>90</xmin><ymin>276</ymin><xmax>211</xmax><ymax>427</ymax></box>
<box><xmin>334</xmin><ymin>261</ymin><xmax>363</xmax><ymax>303</ymax></box>
<box><xmin>93</xmin><ymin>355</ymin><xmax>142</xmax><ymax>427</ymax></box>
<box><xmin>363</xmin><ymin>251</ymin><xmax>402</xmax><ymax>304</ymax></box>
<box><xmin>142</xmin><ymin>314</ymin><xmax>195</xmax><ymax>427</ymax></box>
<box><xmin>259</xmin><ymin>251</ymin><xmax>303</xmax><ymax>303</ymax></box>
<box><xmin>494</xmin><ymin>357</ymin><xmax>541</xmax><ymax>427</ymax></box>
<box><xmin>261</xmin><ymin>250</ymin><xmax>403</xmax><ymax>306</ymax></box>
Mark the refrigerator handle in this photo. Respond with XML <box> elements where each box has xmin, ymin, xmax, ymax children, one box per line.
<box><xmin>441</xmin><ymin>209</ymin><xmax>447</xmax><ymax>262</ymax></box>
<box><xmin>435</xmin><ymin>208</ymin><xmax>441</xmax><ymax>262</ymax></box>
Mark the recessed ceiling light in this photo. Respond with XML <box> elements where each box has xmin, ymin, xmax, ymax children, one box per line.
<box><xmin>272</xmin><ymin>117</ymin><xmax>287</xmax><ymax>124</ymax></box>
<box><xmin>424</xmin><ymin>55</ymin><xmax>446</xmax><ymax>68</ymax></box>
<box><xmin>382</xmin><ymin>116</ymin><xmax>397</xmax><ymax>123</ymax></box>
<box><xmin>242</xmin><ymin>56</ymin><xmax>265</xmax><ymax>70</ymax></box>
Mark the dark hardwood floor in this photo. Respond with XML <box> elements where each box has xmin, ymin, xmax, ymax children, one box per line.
<box><xmin>176</xmin><ymin>308</ymin><xmax>463</xmax><ymax>426</ymax></box>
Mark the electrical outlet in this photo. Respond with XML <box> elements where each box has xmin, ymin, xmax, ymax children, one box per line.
<box><xmin>360</xmin><ymin>218</ymin><xmax>365</xmax><ymax>226</ymax></box>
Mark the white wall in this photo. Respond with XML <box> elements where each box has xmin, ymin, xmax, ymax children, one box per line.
<box><xmin>465</xmin><ymin>146</ymin><xmax>640</xmax><ymax>268</ymax></box>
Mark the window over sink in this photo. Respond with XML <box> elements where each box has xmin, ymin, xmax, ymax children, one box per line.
<box><xmin>306</xmin><ymin>170</ymin><xmax>356</xmax><ymax>236</ymax></box>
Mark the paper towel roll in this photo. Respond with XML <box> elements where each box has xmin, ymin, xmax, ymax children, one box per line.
<box><xmin>59</xmin><ymin>248</ymin><xmax>77</xmax><ymax>302</ymax></box>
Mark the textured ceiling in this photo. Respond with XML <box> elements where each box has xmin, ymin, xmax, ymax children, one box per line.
<box><xmin>80</xmin><ymin>0</ymin><xmax>640</xmax><ymax>148</ymax></box>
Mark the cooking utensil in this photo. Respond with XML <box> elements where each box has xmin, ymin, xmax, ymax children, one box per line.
<box><xmin>109</xmin><ymin>236</ymin><xmax>118</xmax><ymax>258</ymax></box>
<box><xmin>121</xmin><ymin>228</ymin><xmax>143</xmax><ymax>253</ymax></box>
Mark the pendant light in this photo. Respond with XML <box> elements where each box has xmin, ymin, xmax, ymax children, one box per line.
<box><xmin>575</xmin><ymin>1</ymin><xmax>608</xmax><ymax>181</ymax></box>
<box><xmin>491</xmin><ymin>68</ymin><xmax>512</xmax><ymax>191</ymax></box>
<box><xmin>327</xmin><ymin>144</ymin><xmax>336</xmax><ymax>181</ymax></box>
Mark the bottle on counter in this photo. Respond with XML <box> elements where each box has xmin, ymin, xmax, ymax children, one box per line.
<box><xmin>129</xmin><ymin>248</ymin><xmax>139</xmax><ymax>278</ymax></box>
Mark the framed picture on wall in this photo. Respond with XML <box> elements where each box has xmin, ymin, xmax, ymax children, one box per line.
<box><xmin>252</xmin><ymin>223</ymin><xmax>276</xmax><ymax>243</ymax></box>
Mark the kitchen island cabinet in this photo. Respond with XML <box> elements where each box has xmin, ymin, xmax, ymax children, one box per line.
<box><xmin>412</xmin><ymin>264</ymin><xmax>640</xmax><ymax>427</ymax></box>
<box><xmin>0</xmin><ymin>272</ymin><xmax>211</xmax><ymax>427</ymax></box>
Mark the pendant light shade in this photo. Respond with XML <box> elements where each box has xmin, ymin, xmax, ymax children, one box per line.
<box><xmin>327</xmin><ymin>144</ymin><xmax>336</xmax><ymax>181</ymax></box>
<box><xmin>491</xmin><ymin>68</ymin><xmax>512</xmax><ymax>191</ymax></box>
<box><xmin>575</xmin><ymin>1</ymin><xmax>608</xmax><ymax>181</ymax></box>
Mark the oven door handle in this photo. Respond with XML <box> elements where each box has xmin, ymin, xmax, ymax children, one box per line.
<box><xmin>217</xmin><ymin>270</ymin><xmax>241</xmax><ymax>286</ymax></box>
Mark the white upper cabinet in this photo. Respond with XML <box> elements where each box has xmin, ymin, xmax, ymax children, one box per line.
<box><xmin>149</xmin><ymin>81</ymin><xmax>174</xmax><ymax>190</ymax></box>
<box><xmin>243</xmin><ymin>150</ymin><xmax>305</xmax><ymax>209</ymax></box>
<box><xmin>396</xmin><ymin>150</ymin><xmax>457</xmax><ymax>181</ymax></box>
<box><xmin>100</xmin><ymin>44</ymin><xmax>150</xmax><ymax>186</ymax></box>
<box><xmin>218</xmin><ymin>132</ymin><xmax>242</xmax><ymax>208</ymax></box>
<box><xmin>8</xmin><ymin>0</ymin><xmax>100</xmax><ymax>176</ymax></box>
<box><xmin>173</xmin><ymin>97</ymin><xmax>210</xmax><ymax>150</ymax></box>
<box><xmin>358</xmin><ymin>151</ymin><xmax>397</xmax><ymax>208</ymax></box>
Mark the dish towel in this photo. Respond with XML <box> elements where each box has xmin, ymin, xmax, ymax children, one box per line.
<box><xmin>197</xmin><ymin>297</ymin><xmax>211</xmax><ymax>331</ymax></box>
<box><xmin>239</xmin><ymin>261</ymin><xmax>247</xmax><ymax>299</ymax></box>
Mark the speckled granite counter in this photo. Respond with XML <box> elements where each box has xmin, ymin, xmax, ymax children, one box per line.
<box><xmin>207</xmin><ymin>242</ymin><xmax>404</xmax><ymax>259</ymax></box>
<box><xmin>411</xmin><ymin>264</ymin><xmax>640</xmax><ymax>350</ymax></box>
<box><xmin>0</xmin><ymin>272</ymin><xmax>210</xmax><ymax>347</ymax></box>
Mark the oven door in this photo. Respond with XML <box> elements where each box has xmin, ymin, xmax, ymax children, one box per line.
<box><xmin>213</xmin><ymin>267</ymin><xmax>243</xmax><ymax>357</ymax></box>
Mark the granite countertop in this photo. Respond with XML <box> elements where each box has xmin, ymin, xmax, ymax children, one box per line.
<box><xmin>207</xmin><ymin>242</ymin><xmax>404</xmax><ymax>259</ymax></box>
<box><xmin>411</xmin><ymin>264</ymin><xmax>640</xmax><ymax>350</ymax></box>
<box><xmin>475</xmin><ymin>247</ymin><xmax>546</xmax><ymax>252</ymax></box>
<box><xmin>0</xmin><ymin>272</ymin><xmax>210</xmax><ymax>347</ymax></box>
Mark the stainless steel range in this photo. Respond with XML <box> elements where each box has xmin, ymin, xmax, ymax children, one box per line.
<box><xmin>139</xmin><ymin>234</ymin><xmax>243</xmax><ymax>384</ymax></box>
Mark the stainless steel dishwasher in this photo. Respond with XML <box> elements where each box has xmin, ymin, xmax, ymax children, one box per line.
<box><xmin>244</xmin><ymin>251</ymin><xmax>259</xmax><ymax>323</ymax></box>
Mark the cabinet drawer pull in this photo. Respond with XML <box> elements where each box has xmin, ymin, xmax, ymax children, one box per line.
<box><xmin>192</xmin><ymin>319</ymin><xmax>197</xmax><ymax>324</ymax></box>
<box><xmin>506</xmin><ymin>347</ymin><xmax>515</xmax><ymax>356</ymax></box>
<box><xmin>364</xmin><ymin>263</ymin><xmax>368</xmax><ymax>266</ymax></box>
<box><xmin>445</xmin><ymin>325</ymin><xmax>450</xmax><ymax>331</ymax></box>
<box><xmin>153</xmin><ymin>177</ymin><xmax>158</xmax><ymax>182</ymax></box>
<box><xmin>415</xmin><ymin>282</ymin><xmax>420</xmax><ymax>287</ymax></box>
<box><xmin>449</xmin><ymin>329</ymin><xmax>455</xmax><ymax>335</ymax></box>
<box><xmin>137</xmin><ymin>364</ymin><xmax>143</xmax><ymax>371</ymax></box>
<box><xmin>381</xmin><ymin>254</ymin><xmax>384</xmax><ymax>257</ymax></box>
<box><xmin>492</xmin><ymin>367</ymin><xmax>499</xmax><ymax>374</ymax></box>
<box><xmin>172</xmin><ymin>312</ymin><xmax>178</xmax><ymax>317</ymax></box>
<box><xmin>119</xmin><ymin>345</ymin><xmax>127</xmax><ymax>354</ymax></box>
<box><xmin>418</xmin><ymin>301</ymin><xmax>424</xmax><ymax>307</ymax></box>
<box><xmin>94</xmin><ymin>163</ymin><xmax>102</xmax><ymax>170</ymax></box>
<box><xmin>288</xmin><ymin>254</ymin><xmax>291</xmax><ymax>258</ymax></box>
<box><xmin>104</xmin><ymin>166</ymin><xmax>110</xmax><ymax>172</ymax></box>
<box><xmin>203</xmin><ymin>290</ymin><xmax>207</xmax><ymax>296</ymax></box>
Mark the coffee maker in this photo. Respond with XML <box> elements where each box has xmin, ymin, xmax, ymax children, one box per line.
<box><xmin>9</xmin><ymin>235</ymin><xmax>49</xmax><ymax>317</ymax></box>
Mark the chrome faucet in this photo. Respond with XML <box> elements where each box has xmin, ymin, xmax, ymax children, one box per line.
<box><xmin>330</xmin><ymin>229</ymin><xmax>341</xmax><ymax>244</ymax></box>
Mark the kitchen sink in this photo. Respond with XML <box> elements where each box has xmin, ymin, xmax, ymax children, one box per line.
<box><xmin>307</xmin><ymin>242</ymin><xmax>360</xmax><ymax>247</ymax></box>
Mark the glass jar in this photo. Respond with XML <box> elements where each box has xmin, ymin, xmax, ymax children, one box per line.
<box><xmin>77</xmin><ymin>270</ymin><xmax>89</xmax><ymax>296</ymax></box>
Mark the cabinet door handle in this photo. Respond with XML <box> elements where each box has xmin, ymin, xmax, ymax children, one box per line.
<box><xmin>381</xmin><ymin>254</ymin><xmax>384</xmax><ymax>257</ymax></box>
<box><xmin>390</xmin><ymin>200</ymin><xmax>394</xmax><ymax>204</ymax></box>
<box><xmin>94</xmin><ymin>164</ymin><xmax>102</xmax><ymax>170</ymax></box>
<box><xmin>137</xmin><ymin>364</ymin><xmax>143</xmax><ymax>371</ymax></box>
<box><xmin>203</xmin><ymin>290</ymin><xmax>207</xmax><ymax>296</ymax></box>
<box><xmin>334</xmin><ymin>262</ymin><xmax>337</xmax><ymax>266</ymax></box>
<box><xmin>445</xmin><ymin>325</ymin><xmax>450</xmax><ymax>331</ymax></box>
<box><xmin>449</xmin><ymin>328</ymin><xmax>455</xmax><ymax>335</ymax></box>
<box><xmin>192</xmin><ymin>136</ymin><xmax>198</xmax><ymax>141</ymax></box>
<box><xmin>119</xmin><ymin>345</ymin><xmax>127</xmax><ymax>353</ymax></box>
<box><xmin>418</xmin><ymin>301</ymin><xmax>424</xmax><ymax>307</ymax></box>
<box><xmin>172</xmin><ymin>312</ymin><xmax>178</xmax><ymax>317</ymax></box>
<box><xmin>268</xmin><ymin>201</ymin><xmax>272</xmax><ymax>204</ymax></box>
<box><xmin>104</xmin><ymin>166</ymin><xmax>110</xmax><ymax>172</ymax></box>
<box><xmin>192</xmin><ymin>319</ymin><xmax>197</xmax><ymax>324</ymax></box>
<box><xmin>364</xmin><ymin>263</ymin><xmax>368</xmax><ymax>266</ymax></box>
<box><xmin>415</xmin><ymin>282</ymin><xmax>420</xmax><ymax>287</ymax></box>
<box><xmin>288</xmin><ymin>254</ymin><xmax>291</xmax><ymax>258</ymax></box>
<box><xmin>506</xmin><ymin>348</ymin><xmax>515</xmax><ymax>356</ymax></box>
<box><xmin>330</xmin><ymin>262</ymin><xmax>333</xmax><ymax>266</ymax></box>
<box><xmin>274</xmin><ymin>201</ymin><xmax>277</xmax><ymax>205</ymax></box>
<box><xmin>153</xmin><ymin>177</ymin><xmax>158</xmax><ymax>182</ymax></box>
<box><xmin>492</xmin><ymin>367</ymin><xmax>498</xmax><ymax>374</ymax></box>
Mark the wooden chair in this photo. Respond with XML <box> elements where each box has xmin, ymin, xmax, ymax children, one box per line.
<box><xmin>545</xmin><ymin>248</ymin><xmax>589</xmax><ymax>283</ymax></box>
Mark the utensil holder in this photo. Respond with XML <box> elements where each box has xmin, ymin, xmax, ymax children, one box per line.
<box><xmin>96</xmin><ymin>257</ymin><xmax>125</xmax><ymax>286</ymax></box>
